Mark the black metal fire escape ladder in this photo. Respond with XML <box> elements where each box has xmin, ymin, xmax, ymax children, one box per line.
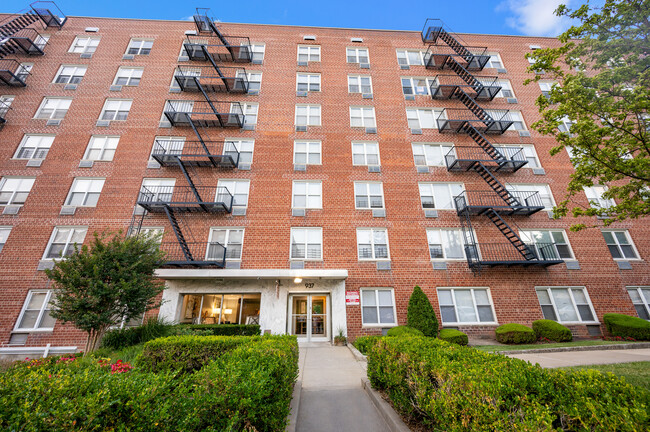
<box><xmin>163</xmin><ymin>206</ymin><xmax>194</xmax><ymax>262</ymax></box>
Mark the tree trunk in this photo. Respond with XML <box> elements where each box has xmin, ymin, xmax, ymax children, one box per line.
<box><xmin>83</xmin><ymin>328</ymin><xmax>106</xmax><ymax>356</ymax></box>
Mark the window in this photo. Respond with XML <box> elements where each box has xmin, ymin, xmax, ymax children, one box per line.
<box><xmin>627</xmin><ymin>287</ymin><xmax>650</xmax><ymax>320</ymax></box>
<box><xmin>64</xmin><ymin>178</ymin><xmax>105</xmax><ymax>207</ymax></box>
<box><xmin>100</xmin><ymin>99</ymin><xmax>132</xmax><ymax>121</ymax></box>
<box><xmin>295</xmin><ymin>105</ymin><xmax>321</xmax><ymax>126</ymax></box>
<box><xmin>83</xmin><ymin>135</ymin><xmax>119</xmax><ymax>161</ymax></box>
<box><xmin>180</xmin><ymin>293</ymin><xmax>261</xmax><ymax>325</ymax></box>
<box><xmin>53</xmin><ymin>65</ymin><xmax>87</xmax><ymax>84</ymax></box>
<box><xmin>538</xmin><ymin>81</ymin><xmax>556</xmax><ymax>99</ymax></box>
<box><xmin>418</xmin><ymin>183</ymin><xmax>464</xmax><ymax>210</ymax></box>
<box><xmin>0</xmin><ymin>226</ymin><xmax>10</xmax><ymax>253</ymax></box>
<box><xmin>348</xmin><ymin>75</ymin><xmax>372</xmax><ymax>94</ymax></box>
<box><xmin>249</xmin><ymin>43</ymin><xmax>265</xmax><ymax>62</ymax></box>
<box><xmin>536</xmin><ymin>287</ymin><xmax>596</xmax><ymax>323</ymax></box>
<box><xmin>427</xmin><ymin>229</ymin><xmax>466</xmax><ymax>260</ymax></box>
<box><xmin>485</xmin><ymin>53</ymin><xmax>503</xmax><ymax>69</ymax></box>
<box><xmin>396</xmin><ymin>49</ymin><xmax>428</xmax><ymax>66</ymax></box>
<box><xmin>493</xmin><ymin>79</ymin><xmax>514</xmax><ymax>98</ymax></box>
<box><xmin>208</xmin><ymin>228</ymin><xmax>244</xmax><ymax>260</ymax></box>
<box><xmin>69</xmin><ymin>36</ymin><xmax>100</xmax><ymax>54</ymax></box>
<box><xmin>34</xmin><ymin>97</ymin><xmax>72</xmax><ymax>120</ymax></box>
<box><xmin>407</xmin><ymin>108</ymin><xmax>443</xmax><ymax>129</ymax></box>
<box><xmin>412</xmin><ymin>142</ymin><xmax>454</xmax><ymax>166</ymax></box>
<box><xmin>297</xmin><ymin>73</ymin><xmax>320</xmax><ymax>92</ymax></box>
<box><xmin>602</xmin><ymin>230</ymin><xmax>639</xmax><ymax>260</ymax></box>
<box><xmin>485</xmin><ymin>109</ymin><xmax>526</xmax><ymax>131</ymax></box>
<box><xmin>235</xmin><ymin>103</ymin><xmax>258</xmax><ymax>126</ymax></box>
<box><xmin>43</xmin><ymin>226</ymin><xmax>87</xmax><ymax>259</ymax></box>
<box><xmin>293</xmin><ymin>140</ymin><xmax>321</xmax><ymax>165</ymax></box>
<box><xmin>493</xmin><ymin>144</ymin><xmax>540</xmax><ymax>168</ymax></box>
<box><xmin>151</xmin><ymin>136</ymin><xmax>184</xmax><ymax>160</ymax></box>
<box><xmin>357</xmin><ymin>228</ymin><xmax>389</xmax><ymax>260</ymax></box>
<box><xmin>506</xmin><ymin>184</ymin><xmax>554</xmax><ymax>209</ymax></box>
<box><xmin>297</xmin><ymin>45</ymin><xmax>320</xmax><ymax>62</ymax></box>
<box><xmin>291</xmin><ymin>227</ymin><xmax>322</xmax><ymax>260</ymax></box>
<box><xmin>355</xmin><ymin>182</ymin><xmax>384</xmax><ymax>209</ymax></box>
<box><xmin>14</xmin><ymin>134</ymin><xmax>55</xmax><ymax>160</ymax></box>
<box><xmin>438</xmin><ymin>288</ymin><xmax>496</xmax><ymax>324</ymax></box>
<box><xmin>126</xmin><ymin>38</ymin><xmax>153</xmax><ymax>55</ymax></box>
<box><xmin>401</xmin><ymin>77</ymin><xmax>436</xmax><ymax>96</ymax></box>
<box><xmin>347</xmin><ymin>47</ymin><xmax>369</xmax><ymax>63</ymax></box>
<box><xmin>583</xmin><ymin>186</ymin><xmax>615</xmax><ymax>209</ymax></box>
<box><xmin>352</xmin><ymin>141</ymin><xmax>380</xmax><ymax>166</ymax></box>
<box><xmin>138</xmin><ymin>227</ymin><xmax>163</xmax><ymax>243</ymax></box>
<box><xmin>140</xmin><ymin>178</ymin><xmax>175</xmax><ymax>203</ymax></box>
<box><xmin>558</xmin><ymin>116</ymin><xmax>574</xmax><ymax>134</ymax></box>
<box><xmin>350</xmin><ymin>106</ymin><xmax>376</xmax><ymax>128</ymax></box>
<box><xmin>292</xmin><ymin>181</ymin><xmax>322</xmax><ymax>209</ymax></box>
<box><xmin>224</xmin><ymin>139</ymin><xmax>254</xmax><ymax>165</ymax></box>
<box><xmin>0</xmin><ymin>95</ymin><xmax>13</xmax><ymax>118</ymax></box>
<box><xmin>0</xmin><ymin>177</ymin><xmax>35</xmax><ymax>206</ymax></box>
<box><xmin>14</xmin><ymin>290</ymin><xmax>56</xmax><ymax>331</ymax></box>
<box><xmin>520</xmin><ymin>230</ymin><xmax>574</xmax><ymax>260</ymax></box>
<box><xmin>361</xmin><ymin>288</ymin><xmax>396</xmax><ymax>325</ymax></box>
<box><xmin>113</xmin><ymin>67</ymin><xmax>143</xmax><ymax>86</ymax></box>
<box><xmin>238</xmin><ymin>71</ymin><xmax>262</xmax><ymax>93</ymax></box>
<box><xmin>217</xmin><ymin>180</ymin><xmax>250</xmax><ymax>208</ymax></box>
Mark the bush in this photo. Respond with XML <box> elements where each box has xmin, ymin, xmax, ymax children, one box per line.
<box><xmin>386</xmin><ymin>326</ymin><xmax>423</xmax><ymax>337</ymax></box>
<box><xmin>176</xmin><ymin>324</ymin><xmax>261</xmax><ymax>336</ymax></box>
<box><xmin>604</xmin><ymin>313</ymin><xmax>650</xmax><ymax>341</ymax></box>
<box><xmin>367</xmin><ymin>336</ymin><xmax>650</xmax><ymax>431</ymax></box>
<box><xmin>353</xmin><ymin>335</ymin><xmax>382</xmax><ymax>355</ymax></box>
<box><xmin>406</xmin><ymin>285</ymin><xmax>439</xmax><ymax>337</ymax></box>
<box><xmin>532</xmin><ymin>319</ymin><xmax>573</xmax><ymax>342</ymax></box>
<box><xmin>100</xmin><ymin>317</ymin><xmax>173</xmax><ymax>350</ymax></box>
<box><xmin>438</xmin><ymin>328</ymin><xmax>468</xmax><ymax>345</ymax></box>
<box><xmin>495</xmin><ymin>323</ymin><xmax>537</xmax><ymax>344</ymax></box>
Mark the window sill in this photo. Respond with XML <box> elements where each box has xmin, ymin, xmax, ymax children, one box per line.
<box><xmin>440</xmin><ymin>322</ymin><xmax>498</xmax><ymax>326</ymax></box>
<box><xmin>555</xmin><ymin>321</ymin><xmax>600</xmax><ymax>326</ymax></box>
<box><xmin>290</xmin><ymin>259</ymin><xmax>323</xmax><ymax>262</ymax></box>
<box><xmin>361</xmin><ymin>323</ymin><xmax>397</xmax><ymax>328</ymax></box>
<box><xmin>11</xmin><ymin>328</ymin><xmax>54</xmax><ymax>334</ymax></box>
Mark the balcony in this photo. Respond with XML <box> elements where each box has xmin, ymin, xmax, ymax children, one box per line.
<box><xmin>164</xmin><ymin>100</ymin><xmax>244</xmax><ymax>128</ymax></box>
<box><xmin>437</xmin><ymin>109</ymin><xmax>514</xmax><ymax>134</ymax></box>
<box><xmin>152</xmin><ymin>139</ymin><xmax>240</xmax><ymax>168</ymax></box>
<box><xmin>185</xmin><ymin>35</ymin><xmax>252</xmax><ymax>63</ymax></box>
<box><xmin>174</xmin><ymin>66</ymin><xmax>249</xmax><ymax>93</ymax></box>
<box><xmin>464</xmin><ymin>242</ymin><xmax>564</xmax><ymax>270</ymax></box>
<box><xmin>137</xmin><ymin>185</ymin><xmax>233</xmax><ymax>213</ymax></box>
<box><xmin>424</xmin><ymin>45</ymin><xmax>490</xmax><ymax>71</ymax></box>
<box><xmin>0</xmin><ymin>59</ymin><xmax>28</xmax><ymax>86</ymax></box>
<box><xmin>31</xmin><ymin>1</ymin><xmax>67</xmax><ymax>28</ymax></box>
<box><xmin>445</xmin><ymin>146</ymin><xmax>527</xmax><ymax>173</ymax></box>
<box><xmin>454</xmin><ymin>191</ymin><xmax>545</xmax><ymax>216</ymax></box>
<box><xmin>430</xmin><ymin>75</ymin><xmax>501</xmax><ymax>101</ymax></box>
<box><xmin>160</xmin><ymin>241</ymin><xmax>226</xmax><ymax>268</ymax></box>
<box><xmin>1</xmin><ymin>29</ymin><xmax>47</xmax><ymax>56</ymax></box>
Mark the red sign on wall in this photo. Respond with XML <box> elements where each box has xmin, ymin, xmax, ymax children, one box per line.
<box><xmin>345</xmin><ymin>291</ymin><xmax>360</xmax><ymax>306</ymax></box>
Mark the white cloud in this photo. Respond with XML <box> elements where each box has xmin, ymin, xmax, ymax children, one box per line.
<box><xmin>498</xmin><ymin>0</ymin><xmax>574</xmax><ymax>37</ymax></box>
<box><xmin>179</xmin><ymin>15</ymin><xmax>194</xmax><ymax>21</ymax></box>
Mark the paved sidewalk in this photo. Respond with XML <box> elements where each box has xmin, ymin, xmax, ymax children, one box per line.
<box><xmin>295</xmin><ymin>344</ymin><xmax>390</xmax><ymax>432</ymax></box>
<box><xmin>507</xmin><ymin>348</ymin><xmax>650</xmax><ymax>368</ymax></box>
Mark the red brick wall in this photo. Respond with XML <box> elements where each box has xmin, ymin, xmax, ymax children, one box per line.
<box><xmin>0</xmin><ymin>15</ymin><xmax>647</xmax><ymax>347</ymax></box>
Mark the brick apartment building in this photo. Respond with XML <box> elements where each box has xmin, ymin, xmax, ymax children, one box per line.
<box><xmin>0</xmin><ymin>2</ymin><xmax>648</xmax><ymax>355</ymax></box>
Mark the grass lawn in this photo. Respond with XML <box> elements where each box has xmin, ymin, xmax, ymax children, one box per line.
<box><xmin>473</xmin><ymin>340</ymin><xmax>642</xmax><ymax>352</ymax></box>
<box><xmin>563</xmin><ymin>362</ymin><xmax>650</xmax><ymax>392</ymax></box>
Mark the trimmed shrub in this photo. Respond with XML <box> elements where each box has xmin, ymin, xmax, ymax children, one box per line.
<box><xmin>386</xmin><ymin>326</ymin><xmax>423</xmax><ymax>337</ymax></box>
<box><xmin>406</xmin><ymin>285</ymin><xmax>439</xmax><ymax>337</ymax></box>
<box><xmin>532</xmin><ymin>319</ymin><xmax>573</xmax><ymax>342</ymax></box>
<box><xmin>367</xmin><ymin>336</ymin><xmax>650</xmax><ymax>431</ymax></box>
<box><xmin>353</xmin><ymin>335</ymin><xmax>382</xmax><ymax>355</ymax></box>
<box><xmin>604</xmin><ymin>313</ymin><xmax>650</xmax><ymax>341</ymax></box>
<box><xmin>438</xmin><ymin>328</ymin><xmax>468</xmax><ymax>345</ymax></box>
<box><xmin>100</xmin><ymin>317</ymin><xmax>173</xmax><ymax>350</ymax></box>
<box><xmin>176</xmin><ymin>324</ymin><xmax>261</xmax><ymax>336</ymax></box>
<box><xmin>495</xmin><ymin>323</ymin><xmax>537</xmax><ymax>344</ymax></box>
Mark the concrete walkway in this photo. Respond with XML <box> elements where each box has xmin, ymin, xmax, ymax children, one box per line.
<box><xmin>294</xmin><ymin>344</ymin><xmax>391</xmax><ymax>432</ymax></box>
<box><xmin>507</xmin><ymin>348</ymin><xmax>650</xmax><ymax>368</ymax></box>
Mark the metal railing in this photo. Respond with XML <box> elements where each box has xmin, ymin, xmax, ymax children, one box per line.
<box><xmin>160</xmin><ymin>241</ymin><xmax>226</xmax><ymax>267</ymax></box>
<box><xmin>152</xmin><ymin>139</ymin><xmax>240</xmax><ymax>168</ymax></box>
<box><xmin>454</xmin><ymin>191</ymin><xmax>545</xmax><ymax>215</ymax></box>
<box><xmin>164</xmin><ymin>100</ymin><xmax>244</xmax><ymax>128</ymax></box>
<box><xmin>174</xmin><ymin>65</ymin><xmax>249</xmax><ymax>93</ymax></box>
<box><xmin>137</xmin><ymin>185</ymin><xmax>233</xmax><ymax>213</ymax></box>
<box><xmin>424</xmin><ymin>45</ymin><xmax>490</xmax><ymax>71</ymax></box>
<box><xmin>0</xmin><ymin>98</ymin><xmax>11</xmax><ymax>124</ymax></box>
<box><xmin>5</xmin><ymin>28</ymin><xmax>47</xmax><ymax>54</ymax></box>
<box><xmin>184</xmin><ymin>35</ymin><xmax>252</xmax><ymax>63</ymax></box>
<box><xmin>0</xmin><ymin>59</ymin><xmax>29</xmax><ymax>86</ymax></box>
<box><xmin>445</xmin><ymin>146</ymin><xmax>527</xmax><ymax>172</ymax></box>
<box><xmin>430</xmin><ymin>75</ymin><xmax>501</xmax><ymax>101</ymax></box>
<box><xmin>465</xmin><ymin>242</ymin><xmax>562</xmax><ymax>268</ymax></box>
<box><xmin>437</xmin><ymin>109</ymin><xmax>514</xmax><ymax>134</ymax></box>
<box><xmin>31</xmin><ymin>1</ymin><xmax>67</xmax><ymax>27</ymax></box>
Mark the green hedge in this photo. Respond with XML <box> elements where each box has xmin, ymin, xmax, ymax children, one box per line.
<box><xmin>438</xmin><ymin>328</ymin><xmax>468</xmax><ymax>346</ymax></box>
<box><xmin>406</xmin><ymin>285</ymin><xmax>439</xmax><ymax>337</ymax></box>
<box><xmin>353</xmin><ymin>335</ymin><xmax>382</xmax><ymax>355</ymax></box>
<box><xmin>386</xmin><ymin>326</ymin><xmax>423</xmax><ymax>337</ymax></box>
<box><xmin>495</xmin><ymin>323</ymin><xmax>537</xmax><ymax>344</ymax></box>
<box><xmin>178</xmin><ymin>324</ymin><xmax>261</xmax><ymax>336</ymax></box>
<box><xmin>604</xmin><ymin>313</ymin><xmax>650</xmax><ymax>341</ymax></box>
<box><xmin>532</xmin><ymin>319</ymin><xmax>573</xmax><ymax>342</ymax></box>
<box><xmin>367</xmin><ymin>337</ymin><xmax>650</xmax><ymax>431</ymax></box>
<box><xmin>100</xmin><ymin>317</ymin><xmax>173</xmax><ymax>350</ymax></box>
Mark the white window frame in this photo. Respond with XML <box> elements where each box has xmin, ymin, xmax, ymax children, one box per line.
<box><xmin>485</xmin><ymin>53</ymin><xmax>504</xmax><ymax>69</ymax></box>
<box><xmin>493</xmin><ymin>144</ymin><xmax>541</xmax><ymax>168</ymax></box>
<box><xmin>347</xmin><ymin>47</ymin><xmax>369</xmax><ymax>64</ymax></box>
<box><xmin>290</xmin><ymin>227</ymin><xmax>323</xmax><ymax>261</ymax></box>
<box><xmin>350</xmin><ymin>106</ymin><xmax>376</xmax><ymax>128</ymax></box>
<box><xmin>0</xmin><ymin>226</ymin><xmax>12</xmax><ymax>253</ymax></box>
<box><xmin>396</xmin><ymin>49</ymin><xmax>428</xmax><ymax>66</ymax></box>
<box><xmin>418</xmin><ymin>182</ymin><xmax>465</xmax><ymax>210</ymax></box>
<box><xmin>297</xmin><ymin>45</ymin><xmax>320</xmax><ymax>62</ymax></box>
<box><xmin>352</xmin><ymin>141</ymin><xmax>380</xmax><ymax>166</ymax></box>
<box><xmin>426</xmin><ymin>229</ymin><xmax>467</xmax><ymax>261</ymax></box>
<box><xmin>356</xmin><ymin>228</ymin><xmax>390</xmax><ymax>260</ymax></box>
<box><xmin>519</xmin><ymin>229</ymin><xmax>575</xmax><ymax>260</ymax></box>
<box><xmin>53</xmin><ymin>65</ymin><xmax>87</xmax><ymax>84</ymax></box>
<box><xmin>0</xmin><ymin>95</ymin><xmax>14</xmax><ymax>117</ymax></box>
<box><xmin>68</xmin><ymin>36</ymin><xmax>100</xmax><ymax>54</ymax></box>
<box><xmin>126</xmin><ymin>38</ymin><xmax>153</xmax><ymax>55</ymax></box>
<box><xmin>13</xmin><ymin>134</ymin><xmax>55</xmax><ymax>160</ymax></box>
<box><xmin>0</xmin><ymin>177</ymin><xmax>35</xmax><ymax>207</ymax></box>
<box><xmin>42</xmin><ymin>226</ymin><xmax>88</xmax><ymax>260</ymax></box>
<box><xmin>437</xmin><ymin>287</ymin><xmax>497</xmax><ymax>325</ymax></box>
<box><xmin>239</xmin><ymin>71</ymin><xmax>262</xmax><ymax>92</ymax></box>
<box><xmin>236</xmin><ymin>102</ymin><xmax>258</xmax><ymax>126</ymax></box>
<box><xmin>292</xmin><ymin>180</ymin><xmax>323</xmax><ymax>209</ymax></box>
<box><xmin>113</xmin><ymin>67</ymin><xmax>143</xmax><ymax>86</ymax></box>
<box><xmin>601</xmin><ymin>230</ymin><xmax>640</xmax><ymax>260</ymax></box>
<box><xmin>13</xmin><ymin>290</ymin><xmax>56</xmax><ymax>333</ymax></box>
<box><xmin>535</xmin><ymin>286</ymin><xmax>598</xmax><ymax>324</ymax></box>
<box><xmin>99</xmin><ymin>99</ymin><xmax>132</xmax><ymax>122</ymax></box>
<box><xmin>296</xmin><ymin>73</ymin><xmax>321</xmax><ymax>92</ymax></box>
<box><xmin>506</xmin><ymin>184</ymin><xmax>555</xmax><ymax>210</ymax></box>
<box><xmin>224</xmin><ymin>138</ymin><xmax>255</xmax><ymax>165</ymax></box>
<box><xmin>538</xmin><ymin>81</ymin><xmax>556</xmax><ymax>99</ymax></box>
<box><xmin>34</xmin><ymin>97</ymin><xmax>72</xmax><ymax>120</ymax></box>
<box><xmin>485</xmin><ymin>109</ymin><xmax>526</xmax><ymax>131</ymax></box>
<box><xmin>64</xmin><ymin>177</ymin><xmax>106</xmax><ymax>208</ymax></box>
<box><xmin>217</xmin><ymin>179</ymin><xmax>250</xmax><ymax>208</ymax></box>
<box><xmin>360</xmin><ymin>288</ymin><xmax>397</xmax><ymax>327</ymax></box>
<box><xmin>411</xmin><ymin>142</ymin><xmax>454</xmax><ymax>167</ymax></box>
<box><xmin>354</xmin><ymin>181</ymin><xmax>385</xmax><ymax>209</ymax></box>
<box><xmin>250</xmin><ymin>43</ymin><xmax>265</xmax><ymax>63</ymax></box>
<box><xmin>83</xmin><ymin>135</ymin><xmax>119</xmax><ymax>162</ymax></box>
<box><xmin>627</xmin><ymin>286</ymin><xmax>650</xmax><ymax>320</ymax></box>
<box><xmin>208</xmin><ymin>227</ymin><xmax>244</xmax><ymax>261</ymax></box>
<box><xmin>494</xmin><ymin>79</ymin><xmax>514</xmax><ymax>98</ymax></box>
<box><xmin>348</xmin><ymin>75</ymin><xmax>372</xmax><ymax>94</ymax></box>
<box><xmin>295</xmin><ymin>104</ymin><xmax>321</xmax><ymax>126</ymax></box>
<box><xmin>401</xmin><ymin>77</ymin><xmax>436</xmax><ymax>96</ymax></box>
<box><xmin>140</xmin><ymin>178</ymin><xmax>176</xmax><ymax>203</ymax></box>
<box><xmin>293</xmin><ymin>140</ymin><xmax>322</xmax><ymax>165</ymax></box>
<box><xmin>406</xmin><ymin>108</ymin><xmax>443</xmax><ymax>130</ymax></box>
<box><xmin>583</xmin><ymin>185</ymin><xmax>615</xmax><ymax>209</ymax></box>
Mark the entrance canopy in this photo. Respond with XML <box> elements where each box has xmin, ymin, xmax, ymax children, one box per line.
<box><xmin>155</xmin><ymin>268</ymin><xmax>348</xmax><ymax>280</ymax></box>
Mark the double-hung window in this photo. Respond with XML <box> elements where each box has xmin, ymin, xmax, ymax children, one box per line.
<box><xmin>485</xmin><ymin>109</ymin><xmax>526</xmax><ymax>131</ymax></box>
<box><xmin>485</xmin><ymin>53</ymin><xmax>503</xmax><ymax>69</ymax></box>
<box><xmin>35</xmin><ymin>97</ymin><xmax>71</xmax><ymax>120</ymax></box>
<box><xmin>43</xmin><ymin>226</ymin><xmax>87</xmax><ymax>259</ymax></box>
<box><xmin>357</xmin><ymin>228</ymin><xmax>389</xmax><ymax>260</ymax></box>
<box><xmin>438</xmin><ymin>288</ymin><xmax>496</xmax><ymax>324</ymax></box>
<box><xmin>627</xmin><ymin>287</ymin><xmax>650</xmax><ymax>320</ymax></box>
<box><xmin>602</xmin><ymin>230</ymin><xmax>639</xmax><ymax>260</ymax></box>
<box><xmin>238</xmin><ymin>71</ymin><xmax>262</xmax><ymax>93</ymax></box>
<box><xmin>225</xmin><ymin>139</ymin><xmax>254</xmax><ymax>165</ymax></box>
<box><xmin>208</xmin><ymin>228</ymin><xmax>244</xmax><ymax>260</ymax></box>
<box><xmin>126</xmin><ymin>38</ymin><xmax>153</xmax><ymax>55</ymax></box>
<box><xmin>14</xmin><ymin>290</ymin><xmax>56</xmax><ymax>332</ymax></box>
<box><xmin>493</xmin><ymin>79</ymin><xmax>514</xmax><ymax>98</ymax></box>
<box><xmin>352</xmin><ymin>142</ymin><xmax>380</xmax><ymax>166</ymax></box>
<box><xmin>0</xmin><ymin>177</ymin><xmax>35</xmax><ymax>206</ymax></box>
<box><xmin>506</xmin><ymin>184</ymin><xmax>554</xmax><ymax>210</ymax></box>
<box><xmin>347</xmin><ymin>47</ymin><xmax>369</xmax><ymax>64</ymax></box>
<box><xmin>292</xmin><ymin>181</ymin><xmax>322</xmax><ymax>209</ymax></box>
<box><xmin>418</xmin><ymin>183</ymin><xmax>464</xmax><ymax>210</ymax></box>
<box><xmin>538</xmin><ymin>81</ymin><xmax>556</xmax><ymax>99</ymax></box>
<box><xmin>290</xmin><ymin>227</ymin><xmax>323</xmax><ymax>260</ymax></box>
<box><xmin>407</xmin><ymin>108</ymin><xmax>443</xmax><ymax>130</ymax></box>
<box><xmin>298</xmin><ymin>45</ymin><xmax>320</xmax><ymax>62</ymax></box>
<box><xmin>493</xmin><ymin>144</ymin><xmax>540</xmax><ymax>168</ymax></box>
<box><xmin>217</xmin><ymin>180</ymin><xmax>250</xmax><ymax>209</ymax></box>
<box><xmin>14</xmin><ymin>134</ymin><xmax>55</xmax><ymax>160</ymax></box>
<box><xmin>0</xmin><ymin>226</ymin><xmax>11</xmax><ymax>253</ymax></box>
<box><xmin>520</xmin><ymin>230</ymin><xmax>574</xmax><ymax>260</ymax></box>
<box><xmin>100</xmin><ymin>99</ymin><xmax>132</xmax><ymax>121</ymax></box>
<box><xmin>402</xmin><ymin>77</ymin><xmax>435</xmax><ymax>96</ymax></box>
<box><xmin>350</xmin><ymin>106</ymin><xmax>376</xmax><ymax>128</ymax></box>
<box><xmin>234</xmin><ymin>103</ymin><xmax>258</xmax><ymax>126</ymax></box>
<box><xmin>293</xmin><ymin>140</ymin><xmax>321</xmax><ymax>165</ymax></box>
<box><xmin>83</xmin><ymin>135</ymin><xmax>119</xmax><ymax>161</ymax></box>
<box><xmin>65</xmin><ymin>178</ymin><xmax>105</xmax><ymax>207</ymax></box>
<box><xmin>296</xmin><ymin>105</ymin><xmax>321</xmax><ymax>126</ymax></box>
<box><xmin>348</xmin><ymin>75</ymin><xmax>372</xmax><ymax>94</ymax></box>
<box><xmin>54</xmin><ymin>65</ymin><xmax>87</xmax><ymax>84</ymax></box>
<box><xmin>0</xmin><ymin>95</ymin><xmax>13</xmax><ymax>118</ymax></box>
<box><xmin>297</xmin><ymin>73</ymin><xmax>320</xmax><ymax>92</ymax></box>
<box><xmin>69</xmin><ymin>36</ymin><xmax>100</xmax><ymax>54</ymax></box>
<box><xmin>396</xmin><ymin>49</ymin><xmax>428</xmax><ymax>66</ymax></box>
<box><xmin>114</xmin><ymin>67</ymin><xmax>143</xmax><ymax>86</ymax></box>
<box><xmin>536</xmin><ymin>287</ymin><xmax>596</xmax><ymax>323</ymax></box>
<box><xmin>427</xmin><ymin>229</ymin><xmax>466</xmax><ymax>260</ymax></box>
<box><xmin>250</xmin><ymin>43</ymin><xmax>265</xmax><ymax>63</ymax></box>
<box><xmin>361</xmin><ymin>288</ymin><xmax>396</xmax><ymax>326</ymax></box>
<box><xmin>412</xmin><ymin>142</ymin><xmax>453</xmax><ymax>167</ymax></box>
<box><xmin>355</xmin><ymin>182</ymin><xmax>384</xmax><ymax>209</ymax></box>
<box><xmin>583</xmin><ymin>186</ymin><xmax>614</xmax><ymax>209</ymax></box>
<box><xmin>558</xmin><ymin>116</ymin><xmax>574</xmax><ymax>134</ymax></box>
<box><xmin>140</xmin><ymin>178</ymin><xmax>175</xmax><ymax>203</ymax></box>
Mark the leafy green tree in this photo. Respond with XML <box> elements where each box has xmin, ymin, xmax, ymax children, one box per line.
<box><xmin>406</xmin><ymin>286</ymin><xmax>439</xmax><ymax>337</ymax></box>
<box><xmin>525</xmin><ymin>0</ymin><xmax>650</xmax><ymax>230</ymax></box>
<box><xmin>45</xmin><ymin>231</ymin><xmax>166</xmax><ymax>353</ymax></box>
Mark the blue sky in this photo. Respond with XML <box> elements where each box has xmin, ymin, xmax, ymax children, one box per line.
<box><xmin>6</xmin><ymin>0</ymin><xmax>581</xmax><ymax>37</ymax></box>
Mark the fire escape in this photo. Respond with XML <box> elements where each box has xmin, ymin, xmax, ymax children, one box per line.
<box><xmin>422</xmin><ymin>19</ymin><xmax>563</xmax><ymax>273</ymax></box>
<box><xmin>0</xmin><ymin>2</ymin><xmax>66</xmax><ymax>126</ymax></box>
<box><xmin>131</xmin><ymin>8</ymin><xmax>252</xmax><ymax>268</ymax></box>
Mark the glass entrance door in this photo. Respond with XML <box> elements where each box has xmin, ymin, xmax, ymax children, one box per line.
<box><xmin>289</xmin><ymin>294</ymin><xmax>329</xmax><ymax>342</ymax></box>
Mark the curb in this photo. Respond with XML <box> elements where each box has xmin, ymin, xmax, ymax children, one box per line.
<box><xmin>493</xmin><ymin>342</ymin><xmax>650</xmax><ymax>355</ymax></box>
<box><xmin>347</xmin><ymin>343</ymin><xmax>367</xmax><ymax>362</ymax></box>
<box><xmin>361</xmin><ymin>377</ymin><xmax>410</xmax><ymax>432</ymax></box>
<box><xmin>286</xmin><ymin>379</ymin><xmax>302</xmax><ymax>432</ymax></box>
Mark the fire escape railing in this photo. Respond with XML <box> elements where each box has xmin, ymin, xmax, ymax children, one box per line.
<box><xmin>0</xmin><ymin>59</ymin><xmax>30</xmax><ymax>86</ymax></box>
<box><xmin>0</xmin><ymin>98</ymin><xmax>11</xmax><ymax>125</ymax></box>
<box><xmin>184</xmin><ymin>35</ymin><xmax>252</xmax><ymax>63</ymax></box>
<box><xmin>430</xmin><ymin>75</ymin><xmax>501</xmax><ymax>101</ymax></box>
<box><xmin>0</xmin><ymin>28</ymin><xmax>47</xmax><ymax>58</ymax></box>
<box><xmin>137</xmin><ymin>185</ymin><xmax>233</xmax><ymax>213</ymax></box>
<box><xmin>445</xmin><ymin>146</ymin><xmax>527</xmax><ymax>173</ymax></box>
<box><xmin>152</xmin><ymin>139</ymin><xmax>240</xmax><ymax>168</ymax></box>
<box><xmin>164</xmin><ymin>101</ymin><xmax>244</xmax><ymax>128</ymax></box>
<box><xmin>158</xmin><ymin>241</ymin><xmax>226</xmax><ymax>268</ymax></box>
<box><xmin>174</xmin><ymin>65</ymin><xmax>249</xmax><ymax>93</ymax></box>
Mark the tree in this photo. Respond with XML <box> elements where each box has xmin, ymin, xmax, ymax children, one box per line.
<box><xmin>525</xmin><ymin>0</ymin><xmax>650</xmax><ymax>230</ymax></box>
<box><xmin>45</xmin><ymin>231</ymin><xmax>166</xmax><ymax>353</ymax></box>
<box><xmin>406</xmin><ymin>286</ymin><xmax>439</xmax><ymax>337</ymax></box>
